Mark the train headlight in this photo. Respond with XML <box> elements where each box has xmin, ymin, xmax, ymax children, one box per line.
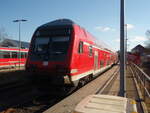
<box><xmin>70</xmin><ymin>69</ymin><xmax>78</xmax><ymax>73</ymax></box>
<box><xmin>26</xmin><ymin>64</ymin><xmax>37</xmax><ymax>71</ymax></box>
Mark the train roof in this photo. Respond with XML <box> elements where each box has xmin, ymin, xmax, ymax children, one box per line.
<box><xmin>94</xmin><ymin>38</ymin><xmax>115</xmax><ymax>53</ymax></box>
<box><xmin>38</xmin><ymin>19</ymin><xmax>116</xmax><ymax>53</ymax></box>
<box><xmin>39</xmin><ymin>19</ymin><xmax>75</xmax><ymax>29</ymax></box>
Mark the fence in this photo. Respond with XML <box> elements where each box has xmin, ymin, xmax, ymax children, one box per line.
<box><xmin>130</xmin><ymin>63</ymin><xmax>150</xmax><ymax>112</ymax></box>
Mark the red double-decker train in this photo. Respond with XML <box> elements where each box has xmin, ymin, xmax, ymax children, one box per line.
<box><xmin>0</xmin><ymin>47</ymin><xmax>28</xmax><ymax>68</ymax></box>
<box><xmin>26</xmin><ymin>19</ymin><xmax>117</xmax><ymax>89</ymax></box>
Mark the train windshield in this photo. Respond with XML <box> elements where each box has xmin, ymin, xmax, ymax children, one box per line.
<box><xmin>33</xmin><ymin>36</ymin><xmax>70</xmax><ymax>61</ymax></box>
<box><xmin>35</xmin><ymin>37</ymin><xmax>49</xmax><ymax>54</ymax></box>
<box><xmin>51</xmin><ymin>36</ymin><xmax>69</xmax><ymax>54</ymax></box>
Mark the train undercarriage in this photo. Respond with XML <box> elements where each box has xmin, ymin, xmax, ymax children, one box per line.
<box><xmin>27</xmin><ymin>72</ymin><xmax>95</xmax><ymax>96</ymax></box>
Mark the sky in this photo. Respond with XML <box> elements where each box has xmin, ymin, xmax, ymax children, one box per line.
<box><xmin>0</xmin><ymin>0</ymin><xmax>150</xmax><ymax>51</ymax></box>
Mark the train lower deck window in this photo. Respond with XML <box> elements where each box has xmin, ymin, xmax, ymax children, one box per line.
<box><xmin>100</xmin><ymin>60</ymin><xmax>104</xmax><ymax>67</ymax></box>
<box><xmin>21</xmin><ymin>52</ymin><xmax>25</xmax><ymax>58</ymax></box>
<box><xmin>25</xmin><ymin>53</ymin><xmax>28</xmax><ymax>58</ymax></box>
<box><xmin>0</xmin><ymin>51</ymin><xmax>28</xmax><ymax>59</ymax></box>
<box><xmin>3</xmin><ymin>52</ymin><xmax>10</xmax><ymax>58</ymax></box>
<box><xmin>0</xmin><ymin>51</ymin><xmax>4</xmax><ymax>58</ymax></box>
<box><xmin>12</xmin><ymin>52</ymin><xmax>17</xmax><ymax>58</ymax></box>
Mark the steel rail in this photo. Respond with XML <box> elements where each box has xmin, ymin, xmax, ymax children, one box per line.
<box><xmin>2</xmin><ymin>66</ymin><xmax>119</xmax><ymax>113</ymax></box>
<box><xmin>43</xmin><ymin>65</ymin><xmax>119</xmax><ymax>113</ymax></box>
<box><xmin>96</xmin><ymin>66</ymin><xmax>119</xmax><ymax>94</ymax></box>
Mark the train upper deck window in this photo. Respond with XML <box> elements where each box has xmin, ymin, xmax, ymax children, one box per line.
<box><xmin>78</xmin><ymin>41</ymin><xmax>83</xmax><ymax>53</ymax></box>
<box><xmin>89</xmin><ymin>46</ymin><xmax>93</xmax><ymax>56</ymax></box>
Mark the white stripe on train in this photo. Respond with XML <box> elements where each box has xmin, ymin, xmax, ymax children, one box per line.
<box><xmin>71</xmin><ymin>65</ymin><xmax>111</xmax><ymax>81</ymax></box>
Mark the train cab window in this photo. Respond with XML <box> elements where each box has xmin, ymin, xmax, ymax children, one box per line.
<box><xmin>3</xmin><ymin>52</ymin><xmax>10</xmax><ymax>58</ymax></box>
<box><xmin>34</xmin><ymin>37</ymin><xmax>49</xmax><ymax>53</ymax></box>
<box><xmin>89</xmin><ymin>46</ymin><xmax>93</xmax><ymax>56</ymax></box>
<box><xmin>78</xmin><ymin>41</ymin><xmax>83</xmax><ymax>53</ymax></box>
<box><xmin>12</xmin><ymin>52</ymin><xmax>17</xmax><ymax>58</ymax></box>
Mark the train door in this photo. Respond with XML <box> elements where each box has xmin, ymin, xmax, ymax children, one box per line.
<box><xmin>94</xmin><ymin>51</ymin><xmax>98</xmax><ymax>70</ymax></box>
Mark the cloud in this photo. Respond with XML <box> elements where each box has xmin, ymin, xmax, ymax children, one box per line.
<box><xmin>114</xmin><ymin>36</ymin><xmax>147</xmax><ymax>43</ymax></box>
<box><xmin>114</xmin><ymin>38</ymin><xmax>120</xmax><ymax>42</ymax></box>
<box><xmin>129</xmin><ymin>36</ymin><xmax>148</xmax><ymax>42</ymax></box>
<box><xmin>126</xmin><ymin>24</ymin><xmax>134</xmax><ymax>30</ymax></box>
<box><xmin>95</xmin><ymin>26</ymin><xmax>115</xmax><ymax>32</ymax></box>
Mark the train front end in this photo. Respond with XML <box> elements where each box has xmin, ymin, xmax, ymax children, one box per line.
<box><xmin>26</xmin><ymin>19</ymin><xmax>75</xmax><ymax>87</ymax></box>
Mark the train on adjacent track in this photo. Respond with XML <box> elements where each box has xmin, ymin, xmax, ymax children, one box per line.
<box><xmin>0</xmin><ymin>47</ymin><xmax>28</xmax><ymax>68</ymax></box>
<box><xmin>25</xmin><ymin>19</ymin><xmax>118</xmax><ymax>89</ymax></box>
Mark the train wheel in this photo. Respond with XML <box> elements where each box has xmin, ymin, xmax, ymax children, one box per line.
<box><xmin>62</xmin><ymin>86</ymin><xmax>77</xmax><ymax>96</ymax></box>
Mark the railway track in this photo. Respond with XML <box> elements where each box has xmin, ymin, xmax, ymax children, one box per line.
<box><xmin>43</xmin><ymin>65</ymin><xmax>119</xmax><ymax>113</ymax></box>
<box><xmin>0</xmin><ymin>65</ymin><xmax>119</xmax><ymax>113</ymax></box>
<box><xmin>0</xmin><ymin>79</ymin><xmax>35</xmax><ymax>111</ymax></box>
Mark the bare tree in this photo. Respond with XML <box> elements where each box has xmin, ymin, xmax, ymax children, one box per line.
<box><xmin>145</xmin><ymin>30</ymin><xmax>150</xmax><ymax>48</ymax></box>
<box><xmin>0</xmin><ymin>27</ymin><xmax>8</xmax><ymax>42</ymax></box>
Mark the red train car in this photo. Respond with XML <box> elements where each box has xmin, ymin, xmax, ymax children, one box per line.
<box><xmin>127</xmin><ymin>52</ymin><xmax>141</xmax><ymax>65</ymax></box>
<box><xmin>0</xmin><ymin>47</ymin><xmax>28</xmax><ymax>68</ymax></box>
<box><xmin>26</xmin><ymin>19</ymin><xmax>117</xmax><ymax>87</ymax></box>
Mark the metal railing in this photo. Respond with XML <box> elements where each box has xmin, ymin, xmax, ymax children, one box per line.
<box><xmin>130</xmin><ymin>63</ymin><xmax>150</xmax><ymax>112</ymax></box>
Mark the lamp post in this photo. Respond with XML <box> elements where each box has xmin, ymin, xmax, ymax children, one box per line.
<box><xmin>120</xmin><ymin>0</ymin><xmax>126</xmax><ymax>97</ymax></box>
<box><xmin>125</xmin><ymin>24</ymin><xmax>128</xmax><ymax>68</ymax></box>
<box><xmin>13</xmin><ymin>19</ymin><xmax>27</xmax><ymax>69</ymax></box>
